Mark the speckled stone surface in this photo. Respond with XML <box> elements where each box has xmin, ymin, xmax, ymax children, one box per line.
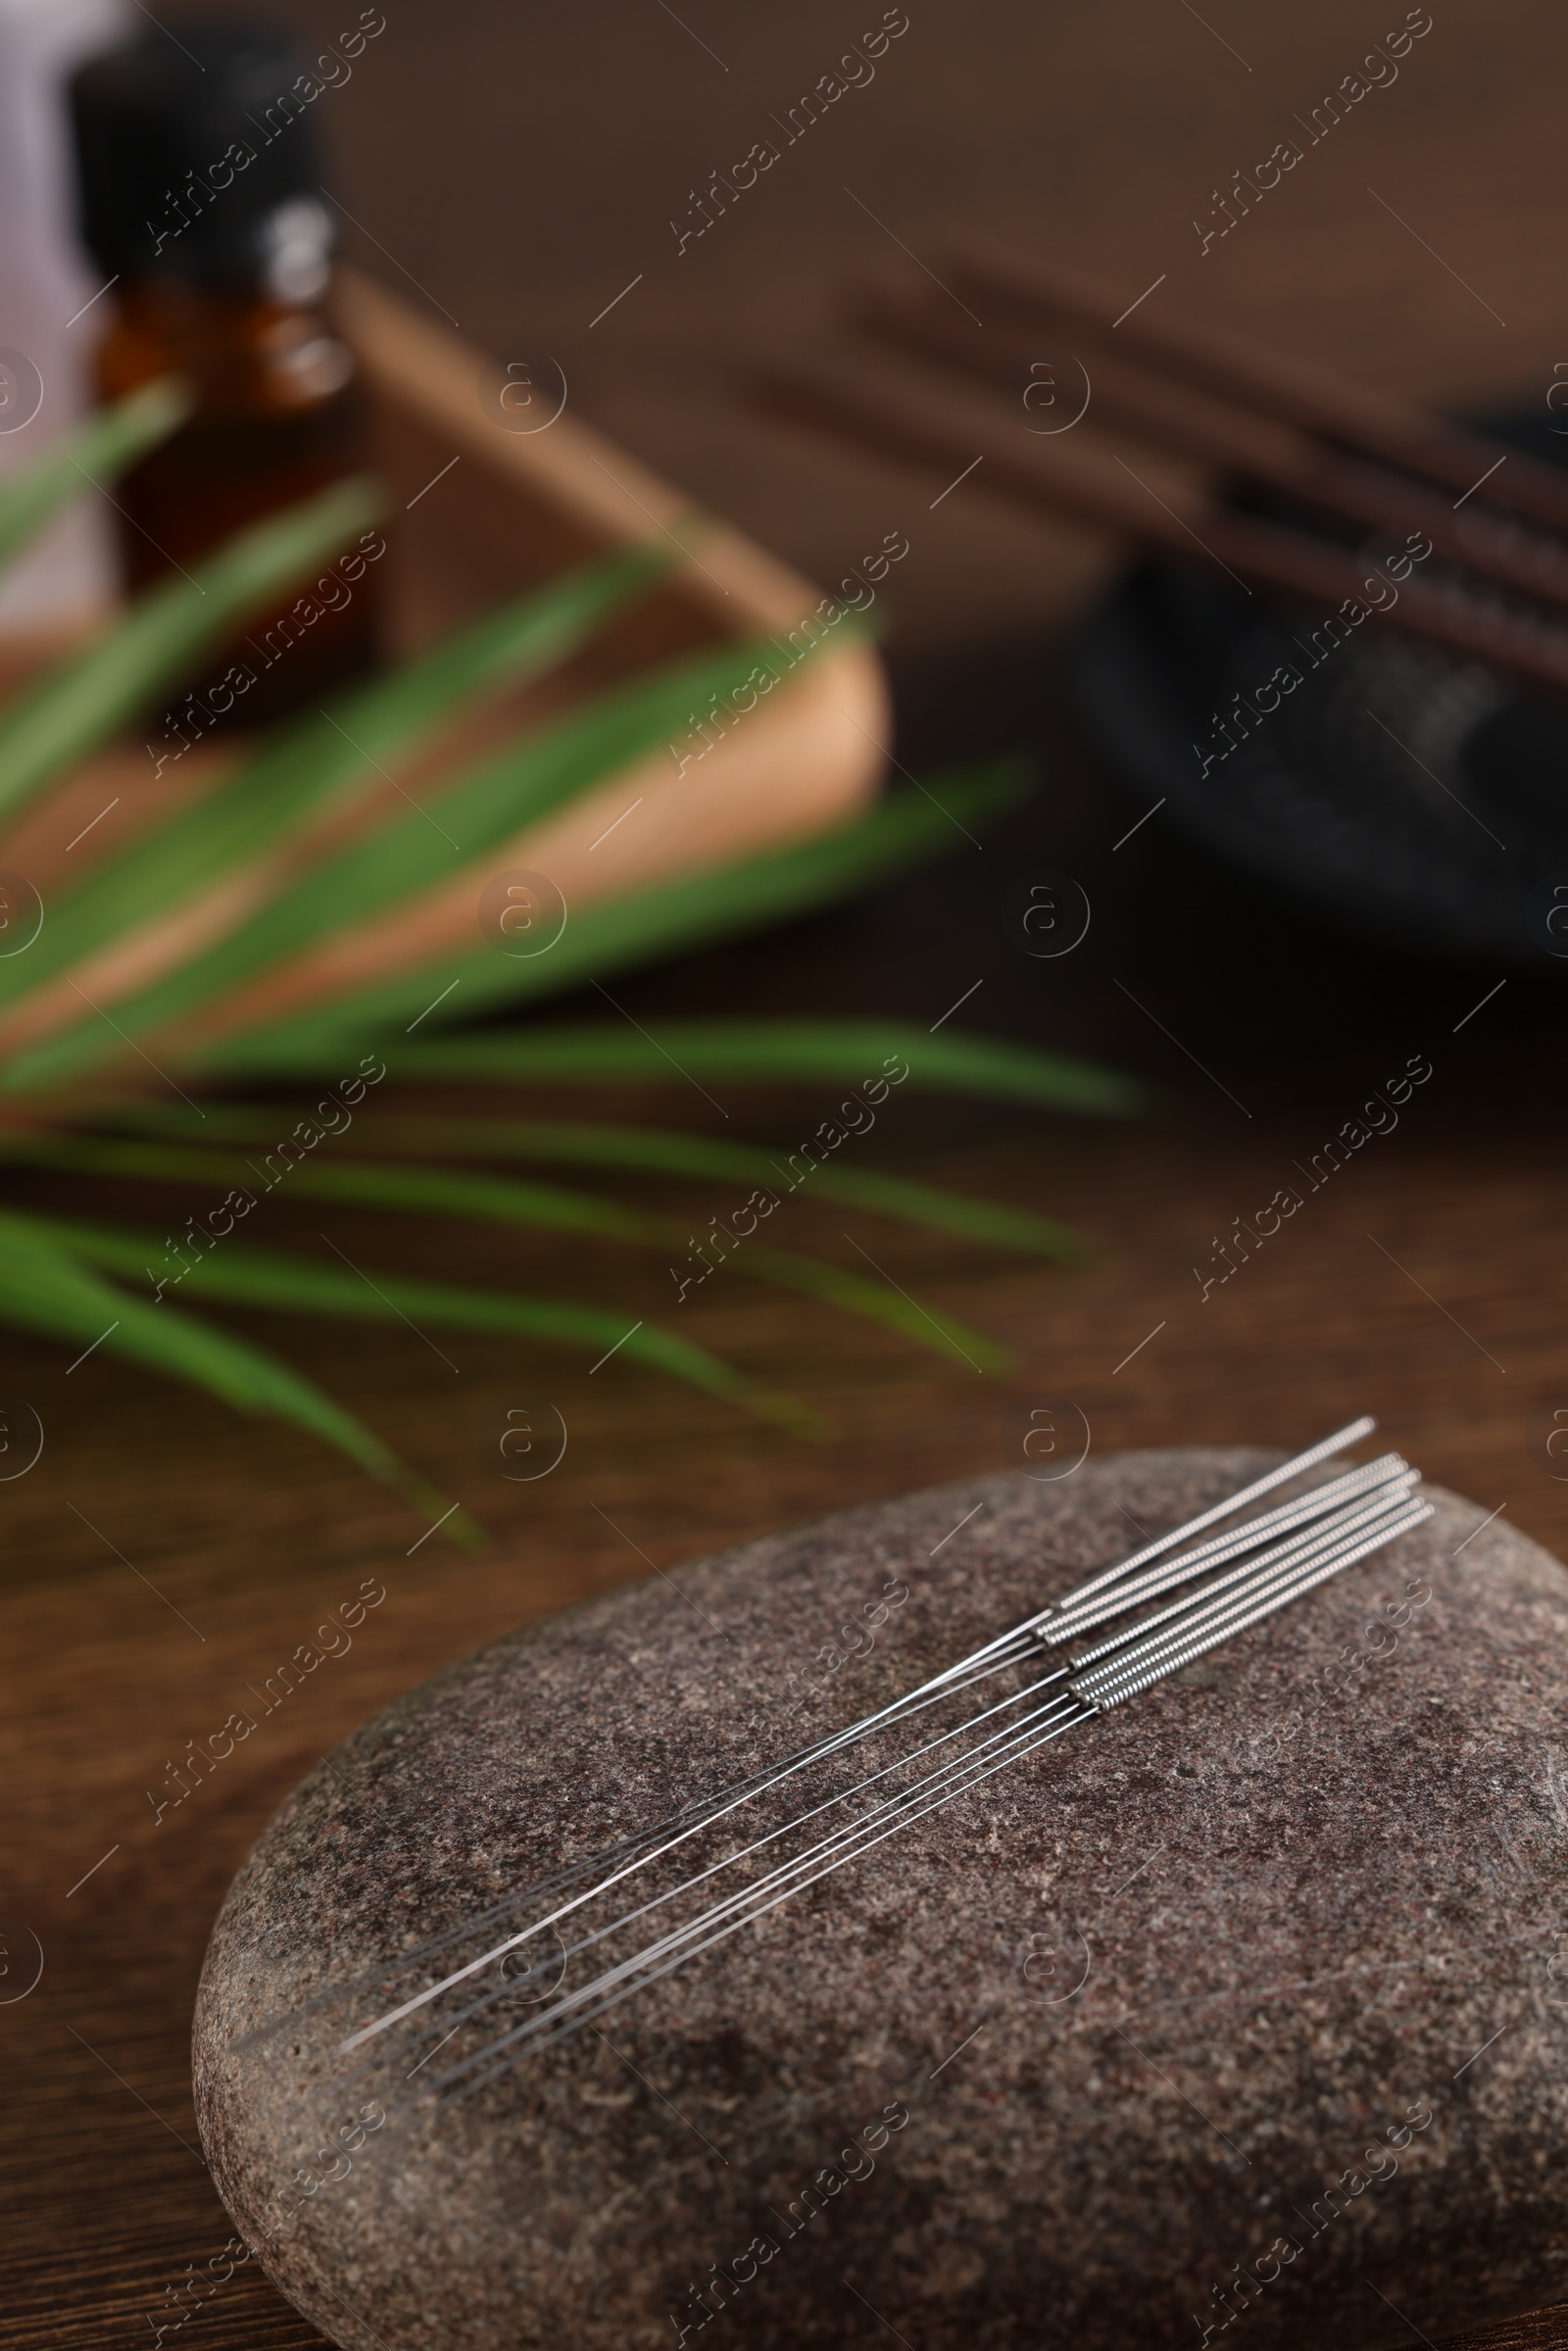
<box><xmin>193</xmin><ymin>1449</ymin><xmax>1568</xmax><ymax>2351</ymax></box>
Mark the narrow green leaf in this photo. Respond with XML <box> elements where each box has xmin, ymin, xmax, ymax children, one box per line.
<box><xmin>171</xmin><ymin>624</ymin><xmax>838</xmax><ymax>1004</ymax></box>
<box><xmin>5</xmin><ymin>622</ymin><xmax>842</xmax><ymax>1097</ymax></box>
<box><xmin>13</xmin><ymin>1132</ymin><xmax>673</xmax><ymax>1243</ymax></box>
<box><xmin>186</xmin><ymin>762</ymin><xmax>1028</xmax><ymax>1073</ymax></box>
<box><xmin>205</xmin><ymin>1001</ymin><xmax>1138</xmax><ymax>1119</ymax></box>
<box><xmin>0</xmin><ymin>377</ymin><xmax>193</xmax><ymax>570</ymax></box>
<box><xmin>0</xmin><ymin>538</ymin><xmax>675</xmax><ymax>1021</ymax></box>
<box><xmin>0</xmin><ymin>474</ymin><xmax>383</xmax><ymax>828</ymax></box>
<box><xmin>20</xmin><ymin>1210</ymin><xmax>816</xmax><ymax>1435</ymax></box>
<box><xmin>0</xmin><ymin>1204</ymin><xmax>476</xmax><ymax>1540</ymax></box>
<box><xmin>4</xmin><ymin>1132</ymin><xmax>1009</xmax><ymax>1371</ymax></box>
<box><xmin>103</xmin><ymin>1105</ymin><xmax>1089</xmax><ymax>1260</ymax></box>
<box><xmin>386</xmin><ymin>1020</ymin><xmax>1142</xmax><ymax>1115</ymax></box>
<box><xmin>726</xmin><ymin>1240</ymin><xmax>1008</xmax><ymax>1372</ymax></box>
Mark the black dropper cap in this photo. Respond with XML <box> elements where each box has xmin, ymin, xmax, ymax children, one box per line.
<box><xmin>69</xmin><ymin>24</ymin><xmax>335</xmax><ymax>291</ymax></box>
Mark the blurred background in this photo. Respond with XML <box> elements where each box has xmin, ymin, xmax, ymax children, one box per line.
<box><xmin>173</xmin><ymin>0</ymin><xmax>1561</xmax><ymax>644</ymax></box>
<box><xmin>7</xmin><ymin>3</ymin><xmax>1568</xmax><ymax>2345</ymax></box>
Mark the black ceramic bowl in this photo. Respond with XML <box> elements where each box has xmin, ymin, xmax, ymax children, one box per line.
<box><xmin>1070</xmin><ymin>414</ymin><xmax>1568</xmax><ymax>970</ymax></box>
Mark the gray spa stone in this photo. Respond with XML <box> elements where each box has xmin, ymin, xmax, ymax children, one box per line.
<box><xmin>193</xmin><ymin>1448</ymin><xmax>1568</xmax><ymax>2351</ymax></box>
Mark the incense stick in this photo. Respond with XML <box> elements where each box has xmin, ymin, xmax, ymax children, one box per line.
<box><xmin>941</xmin><ymin>238</ymin><xmax>1568</xmax><ymax>539</ymax></box>
<box><xmin>855</xmin><ymin>282</ymin><xmax>1568</xmax><ymax>616</ymax></box>
<box><xmin>757</xmin><ymin>351</ymin><xmax>1568</xmax><ymax>701</ymax></box>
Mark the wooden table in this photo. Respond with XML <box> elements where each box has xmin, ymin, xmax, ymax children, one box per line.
<box><xmin>7</xmin><ymin>0</ymin><xmax>1568</xmax><ymax>2344</ymax></box>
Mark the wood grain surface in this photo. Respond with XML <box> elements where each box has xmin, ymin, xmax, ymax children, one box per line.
<box><xmin>7</xmin><ymin>1</ymin><xmax>1568</xmax><ymax>2346</ymax></box>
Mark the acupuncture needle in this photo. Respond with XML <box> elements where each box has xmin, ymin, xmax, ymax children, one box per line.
<box><xmin>1046</xmin><ymin>1451</ymin><xmax>1411</xmax><ymax>1638</ymax></box>
<box><xmin>341</xmin><ymin>1420</ymin><xmax>1383</xmax><ymax>2056</ymax></box>
<box><xmin>436</xmin><ymin>1486</ymin><xmax>1431</xmax><ymax>2082</ymax></box>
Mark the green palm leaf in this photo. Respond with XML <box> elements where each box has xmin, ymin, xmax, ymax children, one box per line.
<box><xmin>0</xmin><ymin>1204</ymin><xmax>477</xmax><ymax>1541</ymax></box>
<box><xmin>4</xmin><ymin>1134</ymin><xmax>1009</xmax><ymax>1371</ymax></box>
<box><xmin>0</xmin><ymin>538</ymin><xmax>675</xmax><ymax>1019</ymax></box>
<box><xmin>390</xmin><ymin>1019</ymin><xmax>1142</xmax><ymax>1114</ymax></box>
<box><xmin>97</xmin><ymin>1105</ymin><xmax>1088</xmax><ymax>1259</ymax></box>
<box><xmin>0</xmin><ymin>393</ymin><xmax>1142</xmax><ymax>1512</ymax></box>
<box><xmin>21</xmin><ymin>1211</ymin><xmax>814</xmax><ymax>1434</ymax></box>
<box><xmin>182</xmin><ymin>764</ymin><xmax>1032</xmax><ymax>1072</ymax></box>
<box><xmin>1</xmin><ymin>623</ymin><xmax>846</xmax><ymax>1095</ymax></box>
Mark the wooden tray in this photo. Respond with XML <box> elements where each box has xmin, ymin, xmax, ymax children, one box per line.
<box><xmin>339</xmin><ymin>268</ymin><xmax>890</xmax><ymax>923</ymax></box>
<box><xmin>0</xmin><ymin>269</ymin><xmax>890</xmax><ymax>937</ymax></box>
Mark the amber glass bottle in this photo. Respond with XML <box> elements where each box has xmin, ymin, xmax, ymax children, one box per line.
<box><xmin>69</xmin><ymin>24</ymin><xmax>380</xmax><ymax>731</ymax></box>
